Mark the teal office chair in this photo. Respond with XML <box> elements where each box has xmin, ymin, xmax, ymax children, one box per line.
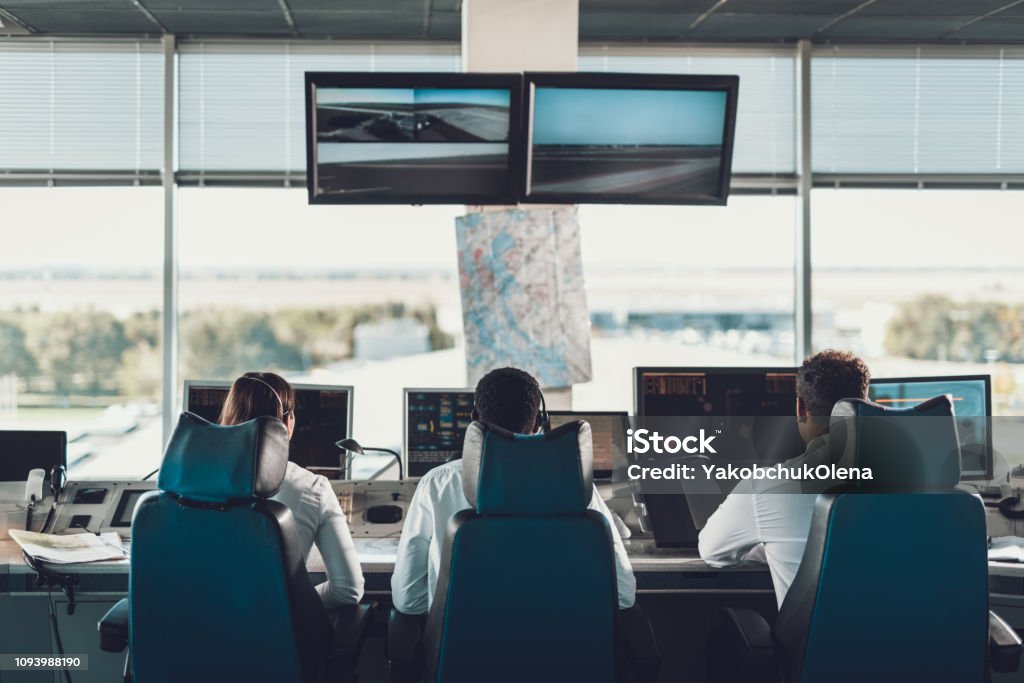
<box><xmin>98</xmin><ymin>412</ymin><xmax>372</xmax><ymax>683</ymax></box>
<box><xmin>388</xmin><ymin>420</ymin><xmax>660</xmax><ymax>683</ymax></box>
<box><xmin>708</xmin><ymin>395</ymin><xmax>1022</xmax><ymax>683</ymax></box>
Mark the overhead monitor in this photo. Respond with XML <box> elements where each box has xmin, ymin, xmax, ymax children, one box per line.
<box><xmin>305</xmin><ymin>72</ymin><xmax>523</xmax><ymax>205</ymax></box>
<box><xmin>547</xmin><ymin>411</ymin><xmax>628</xmax><ymax>480</ymax></box>
<box><xmin>183</xmin><ymin>380</ymin><xmax>353</xmax><ymax>470</ymax></box>
<box><xmin>521</xmin><ymin>72</ymin><xmax>739</xmax><ymax>205</ymax></box>
<box><xmin>403</xmin><ymin>388</ymin><xmax>474</xmax><ymax>477</ymax></box>
<box><xmin>633</xmin><ymin>367</ymin><xmax>800</xmax><ymax>548</ymax></box>
<box><xmin>869</xmin><ymin>375</ymin><xmax>992</xmax><ymax>481</ymax></box>
<box><xmin>0</xmin><ymin>430</ymin><xmax>67</xmax><ymax>482</ymax></box>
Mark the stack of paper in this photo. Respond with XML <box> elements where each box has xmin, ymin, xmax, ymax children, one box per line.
<box><xmin>8</xmin><ymin>529</ymin><xmax>126</xmax><ymax>564</ymax></box>
<box><xmin>989</xmin><ymin>536</ymin><xmax>1024</xmax><ymax>563</ymax></box>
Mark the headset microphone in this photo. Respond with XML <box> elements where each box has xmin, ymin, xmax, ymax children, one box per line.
<box><xmin>538</xmin><ymin>389</ymin><xmax>550</xmax><ymax>434</ymax></box>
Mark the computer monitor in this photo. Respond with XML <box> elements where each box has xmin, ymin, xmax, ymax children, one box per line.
<box><xmin>305</xmin><ymin>72</ymin><xmax>524</xmax><ymax>205</ymax></box>
<box><xmin>869</xmin><ymin>375</ymin><xmax>993</xmax><ymax>481</ymax></box>
<box><xmin>521</xmin><ymin>72</ymin><xmax>739</xmax><ymax>205</ymax></box>
<box><xmin>632</xmin><ymin>367</ymin><xmax>801</xmax><ymax>548</ymax></box>
<box><xmin>547</xmin><ymin>411</ymin><xmax>628</xmax><ymax>480</ymax></box>
<box><xmin>0</xmin><ymin>430</ymin><xmax>67</xmax><ymax>483</ymax></box>
<box><xmin>183</xmin><ymin>380</ymin><xmax>354</xmax><ymax>470</ymax></box>
<box><xmin>403</xmin><ymin>388</ymin><xmax>474</xmax><ymax>477</ymax></box>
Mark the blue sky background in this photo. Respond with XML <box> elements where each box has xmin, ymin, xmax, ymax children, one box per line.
<box><xmin>533</xmin><ymin>88</ymin><xmax>727</xmax><ymax>146</ymax></box>
<box><xmin>318</xmin><ymin>88</ymin><xmax>509</xmax><ymax>108</ymax></box>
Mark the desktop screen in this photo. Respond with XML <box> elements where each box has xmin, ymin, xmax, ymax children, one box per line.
<box><xmin>869</xmin><ymin>375</ymin><xmax>992</xmax><ymax>480</ymax></box>
<box><xmin>404</xmin><ymin>389</ymin><xmax>474</xmax><ymax>477</ymax></box>
<box><xmin>547</xmin><ymin>411</ymin><xmax>627</xmax><ymax>479</ymax></box>
<box><xmin>635</xmin><ymin>367</ymin><xmax>798</xmax><ymax>419</ymax></box>
<box><xmin>0</xmin><ymin>430</ymin><xmax>66</xmax><ymax>482</ymax></box>
<box><xmin>184</xmin><ymin>382</ymin><xmax>352</xmax><ymax>469</ymax></box>
<box><xmin>307</xmin><ymin>73</ymin><xmax>521</xmax><ymax>204</ymax></box>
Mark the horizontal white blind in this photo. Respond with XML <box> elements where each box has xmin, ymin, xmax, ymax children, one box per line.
<box><xmin>178</xmin><ymin>42</ymin><xmax>462</xmax><ymax>173</ymax></box>
<box><xmin>0</xmin><ymin>40</ymin><xmax>164</xmax><ymax>173</ymax></box>
<box><xmin>812</xmin><ymin>46</ymin><xmax>1024</xmax><ymax>174</ymax></box>
<box><xmin>579</xmin><ymin>46</ymin><xmax>796</xmax><ymax>175</ymax></box>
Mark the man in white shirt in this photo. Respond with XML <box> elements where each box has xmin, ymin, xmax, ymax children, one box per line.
<box><xmin>391</xmin><ymin>367</ymin><xmax>637</xmax><ymax>614</ymax></box>
<box><xmin>698</xmin><ymin>350</ymin><xmax>871</xmax><ymax>608</ymax></box>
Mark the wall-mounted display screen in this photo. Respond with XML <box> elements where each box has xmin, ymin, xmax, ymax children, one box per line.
<box><xmin>521</xmin><ymin>73</ymin><xmax>739</xmax><ymax>205</ymax></box>
<box><xmin>305</xmin><ymin>72</ymin><xmax>523</xmax><ymax>205</ymax></box>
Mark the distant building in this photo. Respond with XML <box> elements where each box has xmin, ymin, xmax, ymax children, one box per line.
<box><xmin>354</xmin><ymin>318</ymin><xmax>430</xmax><ymax>361</ymax></box>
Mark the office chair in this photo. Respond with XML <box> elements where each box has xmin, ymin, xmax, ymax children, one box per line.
<box><xmin>388</xmin><ymin>420</ymin><xmax>660</xmax><ymax>683</ymax></box>
<box><xmin>98</xmin><ymin>412</ymin><xmax>372</xmax><ymax>683</ymax></box>
<box><xmin>708</xmin><ymin>395</ymin><xmax>1022</xmax><ymax>683</ymax></box>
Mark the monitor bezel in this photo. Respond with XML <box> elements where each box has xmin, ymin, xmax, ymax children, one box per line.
<box><xmin>182</xmin><ymin>379</ymin><xmax>354</xmax><ymax>440</ymax></box>
<box><xmin>402</xmin><ymin>387</ymin><xmax>475</xmax><ymax>477</ymax></box>
<box><xmin>869</xmin><ymin>374</ymin><xmax>993</xmax><ymax>481</ymax></box>
<box><xmin>632</xmin><ymin>366</ymin><xmax>799</xmax><ymax>416</ymax></box>
<box><xmin>547</xmin><ymin>410</ymin><xmax>629</xmax><ymax>480</ymax></box>
<box><xmin>304</xmin><ymin>71</ymin><xmax>525</xmax><ymax>206</ymax></box>
<box><xmin>520</xmin><ymin>71</ymin><xmax>740</xmax><ymax>206</ymax></box>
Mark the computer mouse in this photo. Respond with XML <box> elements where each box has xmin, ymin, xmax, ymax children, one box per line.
<box><xmin>367</xmin><ymin>505</ymin><xmax>403</xmax><ymax>524</ymax></box>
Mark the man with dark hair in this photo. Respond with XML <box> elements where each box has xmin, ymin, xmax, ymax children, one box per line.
<box><xmin>698</xmin><ymin>350</ymin><xmax>871</xmax><ymax>608</ymax></box>
<box><xmin>391</xmin><ymin>366</ymin><xmax>636</xmax><ymax>615</ymax></box>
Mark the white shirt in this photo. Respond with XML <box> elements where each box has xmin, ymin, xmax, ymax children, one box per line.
<box><xmin>698</xmin><ymin>434</ymin><xmax>831</xmax><ymax>609</ymax></box>
<box><xmin>391</xmin><ymin>459</ymin><xmax>637</xmax><ymax>614</ymax></box>
<box><xmin>273</xmin><ymin>462</ymin><xmax>365</xmax><ymax>607</ymax></box>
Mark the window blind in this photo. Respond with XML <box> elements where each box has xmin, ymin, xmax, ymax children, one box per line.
<box><xmin>177</xmin><ymin>41</ymin><xmax>462</xmax><ymax>174</ymax></box>
<box><xmin>0</xmin><ymin>40</ymin><xmax>164</xmax><ymax>174</ymax></box>
<box><xmin>578</xmin><ymin>46</ymin><xmax>796</xmax><ymax>175</ymax></box>
<box><xmin>812</xmin><ymin>46</ymin><xmax>1024</xmax><ymax>174</ymax></box>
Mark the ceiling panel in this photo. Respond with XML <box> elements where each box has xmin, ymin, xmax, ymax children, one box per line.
<box><xmin>721</xmin><ymin>0</ymin><xmax>861</xmax><ymax>14</ymax></box>
<box><xmin>689</xmin><ymin>13</ymin><xmax>827</xmax><ymax>39</ymax></box>
<box><xmin>288</xmin><ymin>0</ymin><xmax>424</xmax><ymax>10</ymax></box>
<box><xmin>152</xmin><ymin>9</ymin><xmax>291</xmax><ymax>34</ymax></box>
<box><xmin>5</xmin><ymin>7</ymin><xmax>158</xmax><ymax>32</ymax></box>
<box><xmin>857</xmin><ymin>0</ymin><xmax>1016</xmax><ymax>16</ymax></box>
<box><xmin>819</xmin><ymin>16</ymin><xmax>976</xmax><ymax>39</ymax></box>
<box><xmin>947</xmin><ymin>17</ymin><xmax>1024</xmax><ymax>40</ymax></box>
<box><xmin>143</xmin><ymin>0</ymin><xmax>281</xmax><ymax>10</ymax></box>
<box><xmin>292</xmin><ymin>10</ymin><xmax>424</xmax><ymax>37</ymax></box>
<box><xmin>580</xmin><ymin>11</ymin><xmax>701</xmax><ymax>40</ymax></box>
<box><xmin>427</xmin><ymin>9</ymin><xmax>460</xmax><ymax>39</ymax></box>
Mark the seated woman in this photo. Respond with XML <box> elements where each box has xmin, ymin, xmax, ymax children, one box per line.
<box><xmin>219</xmin><ymin>371</ymin><xmax>365</xmax><ymax>607</ymax></box>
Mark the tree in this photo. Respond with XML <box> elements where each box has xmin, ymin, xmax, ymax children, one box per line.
<box><xmin>0</xmin><ymin>319</ymin><xmax>38</xmax><ymax>380</ymax></box>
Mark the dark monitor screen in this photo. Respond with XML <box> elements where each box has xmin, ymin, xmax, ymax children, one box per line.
<box><xmin>522</xmin><ymin>72</ymin><xmax>739</xmax><ymax>205</ymax></box>
<box><xmin>633</xmin><ymin>367</ymin><xmax>800</xmax><ymax>549</ymax></box>
<box><xmin>404</xmin><ymin>389</ymin><xmax>474</xmax><ymax>477</ymax></box>
<box><xmin>869</xmin><ymin>375</ymin><xmax>992</xmax><ymax>480</ymax></box>
<box><xmin>111</xmin><ymin>489</ymin><xmax>146</xmax><ymax>528</ymax></box>
<box><xmin>184</xmin><ymin>381</ymin><xmax>352</xmax><ymax>469</ymax></box>
<box><xmin>306</xmin><ymin>72</ymin><xmax>523</xmax><ymax>205</ymax></box>
<box><xmin>634</xmin><ymin>367</ymin><xmax>798</xmax><ymax>418</ymax></box>
<box><xmin>0</xmin><ymin>430</ymin><xmax>67</xmax><ymax>482</ymax></box>
<box><xmin>547</xmin><ymin>411</ymin><xmax>628</xmax><ymax>479</ymax></box>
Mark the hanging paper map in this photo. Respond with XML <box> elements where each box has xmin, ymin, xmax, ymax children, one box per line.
<box><xmin>456</xmin><ymin>207</ymin><xmax>592</xmax><ymax>388</ymax></box>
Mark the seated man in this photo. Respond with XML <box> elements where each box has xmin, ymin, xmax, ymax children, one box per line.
<box><xmin>391</xmin><ymin>366</ymin><xmax>637</xmax><ymax>614</ymax></box>
<box><xmin>698</xmin><ymin>350</ymin><xmax>870</xmax><ymax>608</ymax></box>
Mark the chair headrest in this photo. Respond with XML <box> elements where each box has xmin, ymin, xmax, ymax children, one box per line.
<box><xmin>828</xmin><ymin>396</ymin><xmax>961</xmax><ymax>490</ymax></box>
<box><xmin>158</xmin><ymin>412</ymin><xmax>290</xmax><ymax>503</ymax></box>
<box><xmin>461</xmin><ymin>420</ymin><xmax>593</xmax><ymax>516</ymax></box>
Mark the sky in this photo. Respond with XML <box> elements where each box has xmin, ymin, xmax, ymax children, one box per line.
<box><xmin>532</xmin><ymin>88</ymin><xmax>727</xmax><ymax>147</ymax></box>
<box><xmin>317</xmin><ymin>88</ymin><xmax>510</xmax><ymax>108</ymax></box>
<box><xmin>2</xmin><ymin>187</ymin><xmax>1024</xmax><ymax>272</ymax></box>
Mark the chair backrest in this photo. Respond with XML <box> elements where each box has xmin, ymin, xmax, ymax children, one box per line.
<box><xmin>775</xmin><ymin>396</ymin><xmax>988</xmax><ymax>683</ymax></box>
<box><xmin>424</xmin><ymin>420</ymin><xmax>618</xmax><ymax>683</ymax></box>
<box><xmin>130</xmin><ymin>412</ymin><xmax>331</xmax><ymax>683</ymax></box>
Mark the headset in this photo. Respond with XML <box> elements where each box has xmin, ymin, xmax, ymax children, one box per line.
<box><xmin>239</xmin><ymin>375</ymin><xmax>292</xmax><ymax>420</ymax></box>
<box><xmin>471</xmin><ymin>380</ymin><xmax>550</xmax><ymax>435</ymax></box>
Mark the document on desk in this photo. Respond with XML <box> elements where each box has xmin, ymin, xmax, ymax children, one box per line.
<box><xmin>8</xmin><ymin>529</ymin><xmax>126</xmax><ymax>564</ymax></box>
<box><xmin>989</xmin><ymin>536</ymin><xmax>1024</xmax><ymax>563</ymax></box>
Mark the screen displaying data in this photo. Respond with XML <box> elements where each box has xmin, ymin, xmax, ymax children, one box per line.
<box><xmin>404</xmin><ymin>389</ymin><xmax>474</xmax><ymax>476</ymax></box>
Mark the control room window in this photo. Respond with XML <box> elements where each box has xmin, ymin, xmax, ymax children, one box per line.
<box><xmin>574</xmin><ymin>197</ymin><xmax>798</xmax><ymax>411</ymax></box>
<box><xmin>0</xmin><ymin>187</ymin><xmax>164</xmax><ymax>479</ymax></box>
<box><xmin>177</xmin><ymin>187</ymin><xmax>466</xmax><ymax>450</ymax></box>
<box><xmin>811</xmin><ymin>188</ymin><xmax>1024</xmax><ymax>416</ymax></box>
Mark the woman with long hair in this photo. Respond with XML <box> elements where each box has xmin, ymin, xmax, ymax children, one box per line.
<box><xmin>220</xmin><ymin>371</ymin><xmax>364</xmax><ymax>607</ymax></box>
